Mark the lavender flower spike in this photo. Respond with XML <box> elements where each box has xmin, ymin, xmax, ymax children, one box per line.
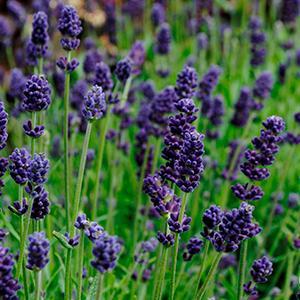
<box><xmin>9</xmin><ymin>148</ymin><xmax>31</xmax><ymax>185</ymax></box>
<box><xmin>82</xmin><ymin>85</ymin><xmax>106</xmax><ymax>121</ymax></box>
<box><xmin>0</xmin><ymin>101</ymin><xmax>8</xmax><ymax>150</ymax></box>
<box><xmin>26</xmin><ymin>232</ymin><xmax>50</xmax><ymax>271</ymax></box>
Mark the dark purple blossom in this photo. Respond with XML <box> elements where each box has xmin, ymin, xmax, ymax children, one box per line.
<box><xmin>28</xmin><ymin>153</ymin><xmax>49</xmax><ymax>185</ymax></box>
<box><xmin>9</xmin><ymin>148</ymin><xmax>31</xmax><ymax>185</ymax></box>
<box><xmin>82</xmin><ymin>85</ymin><xmax>106</xmax><ymax>121</ymax></box>
<box><xmin>253</xmin><ymin>72</ymin><xmax>273</xmax><ymax>101</ymax></box>
<box><xmin>0</xmin><ymin>245</ymin><xmax>21</xmax><ymax>298</ymax></box>
<box><xmin>26</xmin><ymin>232</ymin><xmax>50</xmax><ymax>271</ymax></box>
<box><xmin>0</xmin><ymin>101</ymin><xmax>8</xmax><ymax>150</ymax></box>
<box><xmin>83</xmin><ymin>49</ymin><xmax>102</xmax><ymax>76</ymax></box>
<box><xmin>23</xmin><ymin>75</ymin><xmax>51</xmax><ymax>112</ymax></box>
<box><xmin>93</xmin><ymin>62</ymin><xmax>113</xmax><ymax>92</ymax></box>
<box><xmin>151</xmin><ymin>3</ymin><xmax>165</xmax><ymax>27</ymax></box>
<box><xmin>155</xmin><ymin>23</ymin><xmax>171</xmax><ymax>55</ymax></box>
<box><xmin>84</xmin><ymin>222</ymin><xmax>104</xmax><ymax>242</ymax></box>
<box><xmin>8</xmin><ymin>198</ymin><xmax>28</xmax><ymax>216</ymax></box>
<box><xmin>91</xmin><ymin>233</ymin><xmax>122</xmax><ymax>273</ymax></box>
<box><xmin>114</xmin><ymin>58</ymin><xmax>132</xmax><ymax>83</ymax></box>
<box><xmin>128</xmin><ymin>41</ymin><xmax>145</xmax><ymax>74</ymax></box>
<box><xmin>280</xmin><ymin>0</ymin><xmax>300</xmax><ymax>23</ymax></box>
<box><xmin>23</xmin><ymin>120</ymin><xmax>44</xmax><ymax>138</ymax></box>
<box><xmin>175</xmin><ymin>65</ymin><xmax>198</xmax><ymax>99</ymax></box>
<box><xmin>231</xmin><ymin>183</ymin><xmax>264</xmax><ymax>201</ymax></box>
<box><xmin>157</xmin><ymin>231</ymin><xmax>175</xmax><ymax>247</ymax></box>
<box><xmin>183</xmin><ymin>237</ymin><xmax>203</xmax><ymax>261</ymax></box>
<box><xmin>168</xmin><ymin>212</ymin><xmax>192</xmax><ymax>233</ymax></box>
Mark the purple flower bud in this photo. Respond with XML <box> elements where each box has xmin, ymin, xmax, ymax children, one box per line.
<box><xmin>64</xmin><ymin>233</ymin><xmax>80</xmax><ymax>247</ymax></box>
<box><xmin>288</xmin><ymin>193</ymin><xmax>299</xmax><ymax>208</ymax></box>
<box><xmin>26</xmin><ymin>232</ymin><xmax>50</xmax><ymax>271</ymax></box>
<box><xmin>280</xmin><ymin>0</ymin><xmax>300</xmax><ymax>23</ymax></box>
<box><xmin>23</xmin><ymin>120</ymin><xmax>44</xmax><ymax>138</ymax></box>
<box><xmin>231</xmin><ymin>183</ymin><xmax>264</xmax><ymax>201</ymax></box>
<box><xmin>262</xmin><ymin>116</ymin><xmax>285</xmax><ymax>134</ymax></box>
<box><xmin>84</xmin><ymin>222</ymin><xmax>104</xmax><ymax>242</ymax></box>
<box><xmin>151</xmin><ymin>3</ymin><xmax>165</xmax><ymax>27</ymax></box>
<box><xmin>74</xmin><ymin>213</ymin><xmax>89</xmax><ymax>230</ymax></box>
<box><xmin>168</xmin><ymin>212</ymin><xmax>192</xmax><ymax>233</ymax></box>
<box><xmin>175</xmin><ymin>65</ymin><xmax>198</xmax><ymax>99</ymax></box>
<box><xmin>93</xmin><ymin>62</ymin><xmax>113</xmax><ymax>92</ymax></box>
<box><xmin>183</xmin><ymin>236</ymin><xmax>203</xmax><ymax>261</ymax></box>
<box><xmin>253</xmin><ymin>72</ymin><xmax>273</xmax><ymax>100</ymax></box>
<box><xmin>128</xmin><ymin>41</ymin><xmax>145</xmax><ymax>74</ymax></box>
<box><xmin>157</xmin><ymin>231</ymin><xmax>175</xmax><ymax>247</ymax></box>
<box><xmin>8</xmin><ymin>198</ymin><xmax>28</xmax><ymax>216</ymax></box>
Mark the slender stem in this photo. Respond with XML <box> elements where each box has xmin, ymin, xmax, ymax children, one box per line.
<box><xmin>65</xmin><ymin>249</ymin><xmax>71</xmax><ymax>300</ymax></box>
<box><xmin>120</xmin><ymin>76</ymin><xmax>132</xmax><ymax>106</ymax></box>
<box><xmin>77</xmin><ymin>231</ymin><xmax>85</xmax><ymax>300</ymax></box>
<box><xmin>153</xmin><ymin>246</ymin><xmax>169</xmax><ymax>300</ymax></box>
<box><xmin>38</xmin><ymin>58</ymin><xmax>43</xmax><ymax>75</ymax></box>
<box><xmin>5</xmin><ymin>46</ymin><xmax>14</xmax><ymax>68</ymax></box>
<box><xmin>70</xmin><ymin>122</ymin><xmax>92</xmax><ymax>236</ymax></box>
<box><xmin>16</xmin><ymin>193</ymin><xmax>34</xmax><ymax>279</ymax></box>
<box><xmin>132</xmin><ymin>141</ymin><xmax>151</xmax><ymax>251</ymax></box>
<box><xmin>91</xmin><ymin>115</ymin><xmax>110</xmax><ymax>220</ymax></box>
<box><xmin>64</xmin><ymin>51</ymin><xmax>72</xmax><ymax>300</ymax></box>
<box><xmin>237</xmin><ymin>240</ymin><xmax>248</xmax><ymax>300</ymax></box>
<box><xmin>196</xmin><ymin>252</ymin><xmax>222</xmax><ymax>300</ymax></box>
<box><xmin>282</xmin><ymin>250</ymin><xmax>294</xmax><ymax>299</ymax></box>
<box><xmin>31</xmin><ymin>112</ymin><xmax>37</xmax><ymax>155</ymax></box>
<box><xmin>34</xmin><ymin>271</ymin><xmax>41</xmax><ymax>300</ymax></box>
<box><xmin>64</xmin><ymin>51</ymin><xmax>72</xmax><ymax>232</ymax></box>
<box><xmin>22</xmin><ymin>261</ymin><xmax>29</xmax><ymax>300</ymax></box>
<box><xmin>96</xmin><ymin>273</ymin><xmax>103</xmax><ymax>300</ymax></box>
<box><xmin>170</xmin><ymin>192</ymin><xmax>188</xmax><ymax>300</ymax></box>
<box><xmin>194</xmin><ymin>241</ymin><xmax>209</xmax><ymax>297</ymax></box>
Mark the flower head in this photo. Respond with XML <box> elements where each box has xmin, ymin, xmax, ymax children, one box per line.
<box><xmin>26</xmin><ymin>232</ymin><xmax>50</xmax><ymax>271</ymax></box>
<box><xmin>28</xmin><ymin>153</ymin><xmax>50</xmax><ymax>185</ymax></box>
<box><xmin>155</xmin><ymin>23</ymin><xmax>171</xmax><ymax>55</ymax></box>
<box><xmin>82</xmin><ymin>85</ymin><xmax>106</xmax><ymax>121</ymax></box>
<box><xmin>114</xmin><ymin>58</ymin><xmax>132</xmax><ymax>83</ymax></box>
<box><xmin>9</xmin><ymin>148</ymin><xmax>31</xmax><ymax>185</ymax></box>
<box><xmin>0</xmin><ymin>101</ymin><xmax>8</xmax><ymax>150</ymax></box>
<box><xmin>23</xmin><ymin>75</ymin><xmax>51</xmax><ymax>112</ymax></box>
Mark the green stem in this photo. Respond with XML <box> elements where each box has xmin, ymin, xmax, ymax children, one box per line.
<box><xmin>16</xmin><ymin>191</ymin><xmax>34</xmax><ymax>279</ymax></box>
<box><xmin>121</xmin><ymin>76</ymin><xmax>132</xmax><ymax>106</ymax></box>
<box><xmin>64</xmin><ymin>51</ymin><xmax>72</xmax><ymax>233</ymax></box>
<box><xmin>31</xmin><ymin>112</ymin><xmax>37</xmax><ymax>155</ymax></box>
<box><xmin>237</xmin><ymin>240</ymin><xmax>248</xmax><ymax>300</ymax></box>
<box><xmin>34</xmin><ymin>271</ymin><xmax>41</xmax><ymax>300</ymax></box>
<box><xmin>170</xmin><ymin>192</ymin><xmax>188</xmax><ymax>300</ymax></box>
<box><xmin>132</xmin><ymin>141</ymin><xmax>151</xmax><ymax>251</ymax></box>
<box><xmin>153</xmin><ymin>246</ymin><xmax>169</xmax><ymax>300</ymax></box>
<box><xmin>195</xmin><ymin>252</ymin><xmax>222</xmax><ymax>300</ymax></box>
<box><xmin>96</xmin><ymin>273</ymin><xmax>103</xmax><ymax>300</ymax></box>
<box><xmin>282</xmin><ymin>250</ymin><xmax>294</xmax><ymax>299</ymax></box>
<box><xmin>70</xmin><ymin>121</ymin><xmax>92</xmax><ymax>236</ymax></box>
<box><xmin>5</xmin><ymin>46</ymin><xmax>14</xmax><ymax>68</ymax></box>
<box><xmin>193</xmin><ymin>241</ymin><xmax>209</xmax><ymax>298</ymax></box>
<box><xmin>22</xmin><ymin>261</ymin><xmax>29</xmax><ymax>300</ymax></box>
<box><xmin>77</xmin><ymin>231</ymin><xmax>85</xmax><ymax>300</ymax></box>
<box><xmin>65</xmin><ymin>249</ymin><xmax>71</xmax><ymax>300</ymax></box>
<box><xmin>64</xmin><ymin>50</ymin><xmax>72</xmax><ymax>300</ymax></box>
<box><xmin>38</xmin><ymin>58</ymin><xmax>43</xmax><ymax>75</ymax></box>
<box><xmin>91</xmin><ymin>115</ymin><xmax>110</xmax><ymax>221</ymax></box>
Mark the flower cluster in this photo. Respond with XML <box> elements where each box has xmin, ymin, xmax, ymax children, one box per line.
<box><xmin>182</xmin><ymin>236</ymin><xmax>203</xmax><ymax>261</ymax></box>
<box><xmin>9</xmin><ymin>148</ymin><xmax>31</xmax><ymax>185</ymax></box>
<box><xmin>91</xmin><ymin>232</ymin><xmax>122</xmax><ymax>273</ymax></box>
<box><xmin>58</xmin><ymin>5</ymin><xmax>82</xmax><ymax>51</ymax></box>
<box><xmin>151</xmin><ymin>3</ymin><xmax>165</xmax><ymax>28</ymax></box>
<box><xmin>155</xmin><ymin>23</ymin><xmax>171</xmax><ymax>55</ymax></box>
<box><xmin>0</xmin><ymin>245</ymin><xmax>21</xmax><ymax>298</ymax></box>
<box><xmin>175</xmin><ymin>65</ymin><xmax>198</xmax><ymax>99</ymax></box>
<box><xmin>128</xmin><ymin>41</ymin><xmax>145</xmax><ymax>75</ymax></box>
<box><xmin>26</xmin><ymin>11</ymin><xmax>49</xmax><ymax>65</ymax></box>
<box><xmin>82</xmin><ymin>85</ymin><xmax>106</xmax><ymax>121</ymax></box>
<box><xmin>232</xmin><ymin>116</ymin><xmax>285</xmax><ymax>201</ymax></box>
<box><xmin>114</xmin><ymin>58</ymin><xmax>132</xmax><ymax>83</ymax></box>
<box><xmin>26</xmin><ymin>231</ymin><xmax>50</xmax><ymax>271</ymax></box>
<box><xmin>93</xmin><ymin>62</ymin><xmax>113</xmax><ymax>92</ymax></box>
<box><xmin>249</xmin><ymin>16</ymin><xmax>266</xmax><ymax>67</ymax></box>
<box><xmin>201</xmin><ymin>203</ymin><xmax>261</xmax><ymax>252</ymax></box>
<box><xmin>243</xmin><ymin>256</ymin><xmax>273</xmax><ymax>296</ymax></box>
<box><xmin>0</xmin><ymin>157</ymin><xmax>8</xmax><ymax>195</ymax></box>
<box><xmin>0</xmin><ymin>101</ymin><xmax>8</xmax><ymax>150</ymax></box>
<box><xmin>197</xmin><ymin>65</ymin><xmax>222</xmax><ymax>118</ymax></box>
<box><xmin>23</xmin><ymin>75</ymin><xmax>51</xmax><ymax>112</ymax></box>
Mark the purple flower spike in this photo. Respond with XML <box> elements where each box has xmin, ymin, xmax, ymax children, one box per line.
<box><xmin>155</xmin><ymin>23</ymin><xmax>171</xmax><ymax>55</ymax></box>
<box><xmin>151</xmin><ymin>3</ymin><xmax>165</xmax><ymax>27</ymax></box>
<box><xmin>0</xmin><ymin>245</ymin><xmax>21</xmax><ymax>298</ymax></box>
<box><xmin>23</xmin><ymin>120</ymin><xmax>45</xmax><ymax>138</ymax></box>
<box><xmin>168</xmin><ymin>212</ymin><xmax>192</xmax><ymax>233</ymax></box>
<box><xmin>26</xmin><ymin>232</ymin><xmax>50</xmax><ymax>271</ymax></box>
<box><xmin>202</xmin><ymin>205</ymin><xmax>223</xmax><ymax>229</ymax></box>
<box><xmin>175</xmin><ymin>65</ymin><xmax>198</xmax><ymax>99</ymax></box>
<box><xmin>262</xmin><ymin>116</ymin><xmax>285</xmax><ymax>135</ymax></box>
<box><xmin>28</xmin><ymin>153</ymin><xmax>49</xmax><ymax>185</ymax></box>
<box><xmin>58</xmin><ymin>5</ymin><xmax>82</xmax><ymax>51</ymax></box>
<box><xmin>250</xmin><ymin>256</ymin><xmax>273</xmax><ymax>283</ymax></box>
<box><xmin>253</xmin><ymin>72</ymin><xmax>273</xmax><ymax>101</ymax></box>
<box><xmin>114</xmin><ymin>58</ymin><xmax>132</xmax><ymax>83</ymax></box>
<box><xmin>91</xmin><ymin>233</ymin><xmax>122</xmax><ymax>273</ymax></box>
<box><xmin>128</xmin><ymin>41</ymin><xmax>145</xmax><ymax>74</ymax></box>
<box><xmin>82</xmin><ymin>85</ymin><xmax>106</xmax><ymax>121</ymax></box>
<box><xmin>9</xmin><ymin>148</ymin><xmax>31</xmax><ymax>185</ymax></box>
<box><xmin>0</xmin><ymin>101</ymin><xmax>8</xmax><ymax>150</ymax></box>
<box><xmin>183</xmin><ymin>236</ymin><xmax>203</xmax><ymax>261</ymax></box>
<box><xmin>23</xmin><ymin>75</ymin><xmax>51</xmax><ymax>112</ymax></box>
<box><xmin>93</xmin><ymin>62</ymin><xmax>113</xmax><ymax>92</ymax></box>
